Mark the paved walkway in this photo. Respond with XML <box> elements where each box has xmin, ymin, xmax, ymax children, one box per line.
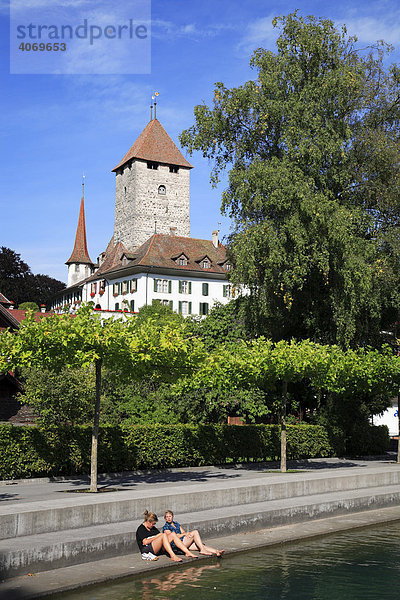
<box><xmin>1</xmin><ymin>456</ymin><xmax>397</xmax><ymax>506</ymax></box>
<box><xmin>1</xmin><ymin>455</ymin><xmax>400</xmax><ymax>599</ymax></box>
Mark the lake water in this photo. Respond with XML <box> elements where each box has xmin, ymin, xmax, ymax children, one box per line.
<box><xmin>53</xmin><ymin>520</ymin><xmax>400</xmax><ymax>599</ymax></box>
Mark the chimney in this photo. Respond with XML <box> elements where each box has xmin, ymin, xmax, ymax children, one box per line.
<box><xmin>170</xmin><ymin>226</ymin><xmax>177</xmax><ymax>236</ymax></box>
<box><xmin>40</xmin><ymin>304</ymin><xmax>46</xmax><ymax>313</ymax></box>
<box><xmin>212</xmin><ymin>230</ymin><xmax>219</xmax><ymax>248</ymax></box>
<box><xmin>9</xmin><ymin>301</ymin><xmax>14</xmax><ymax>310</ymax></box>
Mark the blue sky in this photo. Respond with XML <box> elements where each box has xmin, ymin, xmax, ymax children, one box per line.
<box><xmin>1</xmin><ymin>0</ymin><xmax>400</xmax><ymax>283</ymax></box>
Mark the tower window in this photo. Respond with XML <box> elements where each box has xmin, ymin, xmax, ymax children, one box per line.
<box><xmin>169</xmin><ymin>166</ymin><xmax>179</xmax><ymax>173</ymax></box>
<box><xmin>158</xmin><ymin>185</ymin><xmax>166</xmax><ymax>195</ymax></box>
<box><xmin>147</xmin><ymin>161</ymin><xmax>159</xmax><ymax>170</ymax></box>
<box><xmin>124</xmin><ymin>186</ymin><xmax>127</xmax><ymax>197</ymax></box>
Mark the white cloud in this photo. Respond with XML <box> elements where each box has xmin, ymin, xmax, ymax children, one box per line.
<box><xmin>339</xmin><ymin>15</ymin><xmax>400</xmax><ymax>47</ymax></box>
<box><xmin>238</xmin><ymin>14</ymin><xmax>278</xmax><ymax>54</ymax></box>
<box><xmin>152</xmin><ymin>18</ymin><xmax>235</xmax><ymax>41</ymax></box>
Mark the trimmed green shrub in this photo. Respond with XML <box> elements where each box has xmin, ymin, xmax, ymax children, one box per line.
<box><xmin>0</xmin><ymin>422</ymin><xmax>350</xmax><ymax>480</ymax></box>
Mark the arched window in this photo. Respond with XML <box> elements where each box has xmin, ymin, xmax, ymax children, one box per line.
<box><xmin>158</xmin><ymin>185</ymin><xmax>166</xmax><ymax>195</ymax></box>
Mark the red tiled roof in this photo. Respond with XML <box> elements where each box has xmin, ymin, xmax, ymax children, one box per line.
<box><xmin>103</xmin><ymin>234</ymin><xmax>229</xmax><ymax>276</ymax></box>
<box><xmin>84</xmin><ymin>237</ymin><xmax>129</xmax><ymax>283</ymax></box>
<box><xmin>66</xmin><ymin>197</ymin><xmax>94</xmax><ymax>265</ymax></box>
<box><xmin>0</xmin><ymin>304</ymin><xmax>53</xmax><ymax>332</ymax></box>
<box><xmin>112</xmin><ymin>119</ymin><xmax>193</xmax><ymax>172</ymax></box>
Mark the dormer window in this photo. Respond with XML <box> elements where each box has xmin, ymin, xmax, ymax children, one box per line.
<box><xmin>158</xmin><ymin>185</ymin><xmax>166</xmax><ymax>195</ymax></box>
<box><xmin>147</xmin><ymin>161</ymin><xmax>158</xmax><ymax>170</ymax></box>
<box><xmin>202</xmin><ymin>258</ymin><xmax>211</xmax><ymax>269</ymax></box>
<box><xmin>169</xmin><ymin>165</ymin><xmax>179</xmax><ymax>173</ymax></box>
<box><xmin>225</xmin><ymin>262</ymin><xmax>232</xmax><ymax>271</ymax></box>
<box><xmin>175</xmin><ymin>253</ymin><xmax>188</xmax><ymax>266</ymax></box>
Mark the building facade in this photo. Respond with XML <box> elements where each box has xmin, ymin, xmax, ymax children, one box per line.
<box><xmin>54</xmin><ymin>117</ymin><xmax>236</xmax><ymax>317</ymax></box>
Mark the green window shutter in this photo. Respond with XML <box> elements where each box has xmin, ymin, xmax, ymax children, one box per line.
<box><xmin>189</xmin><ymin>302</ymin><xmax>192</xmax><ymax>314</ymax></box>
<box><xmin>169</xmin><ymin>300</ymin><xmax>173</xmax><ymax>309</ymax></box>
<box><xmin>130</xmin><ymin>300</ymin><xmax>135</xmax><ymax>312</ymax></box>
<box><xmin>168</xmin><ymin>280</ymin><xmax>172</xmax><ymax>293</ymax></box>
<box><xmin>202</xmin><ymin>283</ymin><xmax>209</xmax><ymax>296</ymax></box>
<box><xmin>223</xmin><ymin>285</ymin><xmax>227</xmax><ymax>297</ymax></box>
<box><xmin>179</xmin><ymin>301</ymin><xmax>182</xmax><ymax>314</ymax></box>
<box><xmin>179</xmin><ymin>281</ymin><xmax>182</xmax><ymax>293</ymax></box>
<box><xmin>199</xmin><ymin>302</ymin><xmax>203</xmax><ymax>315</ymax></box>
<box><xmin>154</xmin><ymin>279</ymin><xmax>158</xmax><ymax>292</ymax></box>
<box><xmin>204</xmin><ymin>303</ymin><xmax>209</xmax><ymax>315</ymax></box>
<box><xmin>189</xmin><ymin>282</ymin><xmax>192</xmax><ymax>294</ymax></box>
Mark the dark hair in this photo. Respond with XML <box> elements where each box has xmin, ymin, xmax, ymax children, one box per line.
<box><xmin>143</xmin><ymin>510</ymin><xmax>158</xmax><ymax>524</ymax></box>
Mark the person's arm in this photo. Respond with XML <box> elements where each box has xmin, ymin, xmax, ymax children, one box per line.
<box><xmin>141</xmin><ymin>526</ymin><xmax>161</xmax><ymax>546</ymax></box>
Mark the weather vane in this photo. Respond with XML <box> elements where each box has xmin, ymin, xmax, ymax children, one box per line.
<box><xmin>151</xmin><ymin>91</ymin><xmax>159</xmax><ymax>119</ymax></box>
<box><xmin>82</xmin><ymin>173</ymin><xmax>85</xmax><ymax>198</ymax></box>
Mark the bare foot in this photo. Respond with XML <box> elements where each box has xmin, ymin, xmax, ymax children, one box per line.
<box><xmin>216</xmin><ymin>550</ymin><xmax>225</xmax><ymax>557</ymax></box>
<box><xmin>185</xmin><ymin>552</ymin><xmax>198</xmax><ymax>558</ymax></box>
<box><xmin>171</xmin><ymin>555</ymin><xmax>182</xmax><ymax>562</ymax></box>
<box><xmin>199</xmin><ymin>551</ymin><xmax>213</xmax><ymax>556</ymax></box>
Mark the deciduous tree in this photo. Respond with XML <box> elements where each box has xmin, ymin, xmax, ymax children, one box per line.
<box><xmin>180</xmin><ymin>13</ymin><xmax>400</xmax><ymax>347</ymax></box>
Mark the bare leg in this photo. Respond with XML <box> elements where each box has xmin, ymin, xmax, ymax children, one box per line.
<box><xmin>182</xmin><ymin>530</ymin><xmax>224</xmax><ymax>556</ymax></box>
<box><xmin>168</xmin><ymin>532</ymin><xmax>197</xmax><ymax>558</ymax></box>
<box><xmin>161</xmin><ymin>532</ymin><xmax>183</xmax><ymax>562</ymax></box>
<box><xmin>149</xmin><ymin>533</ymin><xmax>165</xmax><ymax>555</ymax></box>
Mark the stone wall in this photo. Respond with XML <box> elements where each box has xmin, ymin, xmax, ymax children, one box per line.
<box><xmin>114</xmin><ymin>159</ymin><xmax>190</xmax><ymax>251</ymax></box>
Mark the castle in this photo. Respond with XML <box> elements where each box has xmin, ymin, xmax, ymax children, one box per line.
<box><xmin>53</xmin><ymin>117</ymin><xmax>234</xmax><ymax>316</ymax></box>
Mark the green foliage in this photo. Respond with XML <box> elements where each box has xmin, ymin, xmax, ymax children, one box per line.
<box><xmin>180</xmin><ymin>13</ymin><xmax>400</xmax><ymax>347</ymax></box>
<box><xmin>0</xmin><ymin>423</ymin><xmax>336</xmax><ymax>479</ymax></box>
<box><xmin>195</xmin><ymin>299</ymin><xmax>250</xmax><ymax>351</ymax></box>
<box><xmin>135</xmin><ymin>302</ymin><xmax>186</xmax><ymax>328</ymax></box>
<box><xmin>18</xmin><ymin>302</ymin><xmax>39</xmax><ymax>311</ymax></box>
<box><xmin>20</xmin><ymin>366</ymin><xmax>95</xmax><ymax>425</ymax></box>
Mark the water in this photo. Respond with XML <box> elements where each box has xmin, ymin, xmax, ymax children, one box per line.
<box><xmin>53</xmin><ymin>521</ymin><xmax>400</xmax><ymax>599</ymax></box>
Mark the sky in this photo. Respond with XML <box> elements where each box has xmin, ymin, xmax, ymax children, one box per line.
<box><xmin>1</xmin><ymin>0</ymin><xmax>400</xmax><ymax>284</ymax></box>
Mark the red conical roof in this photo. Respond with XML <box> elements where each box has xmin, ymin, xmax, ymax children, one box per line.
<box><xmin>112</xmin><ymin>118</ymin><xmax>193</xmax><ymax>172</ymax></box>
<box><xmin>66</xmin><ymin>197</ymin><xmax>93</xmax><ymax>265</ymax></box>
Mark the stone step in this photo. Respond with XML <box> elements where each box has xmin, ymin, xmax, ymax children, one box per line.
<box><xmin>2</xmin><ymin>467</ymin><xmax>400</xmax><ymax>541</ymax></box>
<box><xmin>1</xmin><ymin>483</ymin><xmax>400</xmax><ymax>580</ymax></box>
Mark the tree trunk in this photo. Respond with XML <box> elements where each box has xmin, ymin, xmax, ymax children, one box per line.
<box><xmin>90</xmin><ymin>358</ymin><xmax>102</xmax><ymax>492</ymax></box>
<box><xmin>281</xmin><ymin>380</ymin><xmax>287</xmax><ymax>473</ymax></box>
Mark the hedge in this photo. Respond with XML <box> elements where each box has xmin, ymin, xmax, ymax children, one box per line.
<box><xmin>0</xmin><ymin>422</ymin><xmax>387</xmax><ymax>480</ymax></box>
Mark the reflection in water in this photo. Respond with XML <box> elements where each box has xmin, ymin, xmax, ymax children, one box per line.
<box><xmin>52</xmin><ymin>520</ymin><xmax>400</xmax><ymax>600</ymax></box>
<box><xmin>140</xmin><ymin>564</ymin><xmax>221</xmax><ymax>600</ymax></box>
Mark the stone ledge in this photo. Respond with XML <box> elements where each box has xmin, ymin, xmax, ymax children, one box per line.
<box><xmin>2</xmin><ymin>505</ymin><xmax>400</xmax><ymax>600</ymax></box>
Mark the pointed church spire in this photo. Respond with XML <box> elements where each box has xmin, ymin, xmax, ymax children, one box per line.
<box><xmin>66</xmin><ymin>196</ymin><xmax>93</xmax><ymax>265</ymax></box>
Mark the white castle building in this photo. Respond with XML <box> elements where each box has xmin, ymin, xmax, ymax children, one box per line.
<box><xmin>53</xmin><ymin>118</ymin><xmax>235</xmax><ymax>317</ymax></box>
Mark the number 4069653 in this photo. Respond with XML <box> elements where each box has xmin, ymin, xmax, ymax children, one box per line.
<box><xmin>18</xmin><ymin>42</ymin><xmax>66</xmax><ymax>51</ymax></box>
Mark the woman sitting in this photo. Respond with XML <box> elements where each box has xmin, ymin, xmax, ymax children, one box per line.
<box><xmin>162</xmin><ymin>510</ymin><xmax>225</xmax><ymax>557</ymax></box>
<box><xmin>136</xmin><ymin>510</ymin><xmax>197</xmax><ymax>562</ymax></box>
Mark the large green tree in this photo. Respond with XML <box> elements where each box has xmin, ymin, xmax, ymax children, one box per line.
<box><xmin>0</xmin><ymin>247</ymin><xmax>64</xmax><ymax>307</ymax></box>
<box><xmin>180</xmin><ymin>13</ymin><xmax>400</xmax><ymax>348</ymax></box>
